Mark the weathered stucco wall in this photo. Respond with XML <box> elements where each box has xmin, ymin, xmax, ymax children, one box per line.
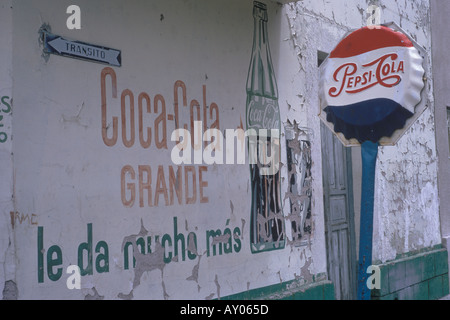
<box><xmin>368</xmin><ymin>0</ymin><xmax>439</xmax><ymax>263</ymax></box>
<box><xmin>283</xmin><ymin>0</ymin><xmax>440</xmax><ymax>264</ymax></box>
<box><xmin>6</xmin><ymin>0</ymin><xmax>328</xmax><ymax>300</ymax></box>
<box><xmin>431</xmin><ymin>0</ymin><xmax>450</xmax><ymax>245</ymax></box>
<box><xmin>0</xmin><ymin>0</ymin><xmax>16</xmax><ymax>300</ymax></box>
<box><xmin>1</xmin><ymin>0</ymin><xmax>441</xmax><ymax>300</ymax></box>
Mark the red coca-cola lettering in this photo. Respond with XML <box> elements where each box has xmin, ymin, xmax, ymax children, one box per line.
<box><xmin>328</xmin><ymin>53</ymin><xmax>404</xmax><ymax>97</ymax></box>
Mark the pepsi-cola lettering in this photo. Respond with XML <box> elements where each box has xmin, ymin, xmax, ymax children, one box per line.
<box><xmin>329</xmin><ymin>53</ymin><xmax>405</xmax><ymax>97</ymax></box>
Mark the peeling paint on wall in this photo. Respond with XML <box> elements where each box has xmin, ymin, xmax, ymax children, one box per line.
<box><xmin>84</xmin><ymin>287</ymin><xmax>104</xmax><ymax>300</ymax></box>
<box><xmin>3</xmin><ymin>0</ymin><xmax>442</xmax><ymax>300</ymax></box>
<box><xmin>119</xmin><ymin>219</ymin><xmax>167</xmax><ymax>299</ymax></box>
<box><xmin>284</xmin><ymin>121</ymin><xmax>313</xmax><ymax>246</ymax></box>
<box><xmin>2</xmin><ymin>280</ymin><xmax>17</xmax><ymax>300</ymax></box>
<box><xmin>283</xmin><ymin>0</ymin><xmax>439</xmax><ymax>265</ymax></box>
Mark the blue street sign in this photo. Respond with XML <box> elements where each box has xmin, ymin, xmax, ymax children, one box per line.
<box><xmin>43</xmin><ymin>32</ymin><xmax>121</xmax><ymax>67</ymax></box>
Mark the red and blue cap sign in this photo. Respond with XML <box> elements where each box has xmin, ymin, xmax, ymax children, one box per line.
<box><xmin>319</xmin><ymin>23</ymin><xmax>425</xmax><ymax>145</ymax></box>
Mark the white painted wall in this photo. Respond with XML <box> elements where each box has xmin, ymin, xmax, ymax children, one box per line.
<box><xmin>2</xmin><ymin>0</ymin><xmax>440</xmax><ymax>300</ymax></box>
<box><xmin>430</xmin><ymin>0</ymin><xmax>450</xmax><ymax>292</ymax></box>
<box><xmin>283</xmin><ymin>0</ymin><xmax>439</xmax><ymax>263</ymax></box>
<box><xmin>0</xmin><ymin>0</ymin><xmax>16</xmax><ymax>300</ymax></box>
<box><xmin>7</xmin><ymin>0</ymin><xmax>328</xmax><ymax>300</ymax></box>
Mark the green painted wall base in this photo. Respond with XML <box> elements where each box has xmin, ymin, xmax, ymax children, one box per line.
<box><xmin>371</xmin><ymin>247</ymin><xmax>449</xmax><ymax>300</ymax></box>
<box><xmin>221</xmin><ymin>277</ymin><xmax>335</xmax><ymax>300</ymax></box>
<box><xmin>220</xmin><ymin>247</ymin><xmax>449</xmax><ymax>300</ymax></box>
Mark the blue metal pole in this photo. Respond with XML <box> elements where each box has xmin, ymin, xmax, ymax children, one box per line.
<box><xmin>357</xmin><ymin>140</ymin><xmax>379</xmax><ymax>300</ymax></box>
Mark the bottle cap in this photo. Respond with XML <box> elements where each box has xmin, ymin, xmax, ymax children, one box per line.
<box><xmin>319</xmin><ymin>24</ymin><xmax>425</xmax><ymax>144</ymax></box>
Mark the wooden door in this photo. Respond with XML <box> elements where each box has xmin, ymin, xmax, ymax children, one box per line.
<box><xmin>321</xmin><ymin>123</ymin><xmax>357</xmax><ymax>300</ymax></box>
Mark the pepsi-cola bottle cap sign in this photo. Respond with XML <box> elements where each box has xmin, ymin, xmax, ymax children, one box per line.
<box><xmin>319</xmin><ymin>23</ymin><xmax>426</xmax><ymax>146</ymax></box>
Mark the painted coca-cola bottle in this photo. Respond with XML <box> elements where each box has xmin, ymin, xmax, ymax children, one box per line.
<box><xmin>246</xmin><ymin>1</ymin><xmax>285</xmax><ymax>253</ymax></box>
